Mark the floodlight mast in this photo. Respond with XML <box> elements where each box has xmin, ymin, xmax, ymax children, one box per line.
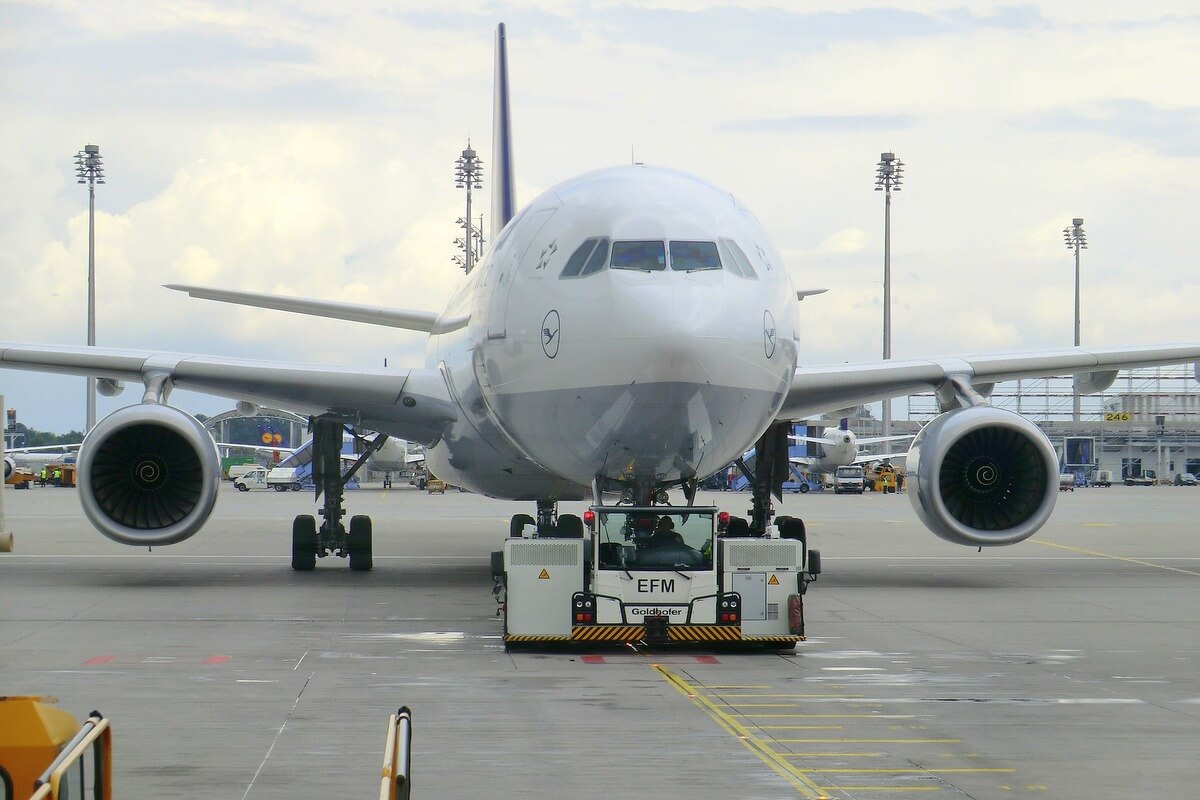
<box><xmin>75</xmin><ymin>144</ymin><xmax>105</xmax><ymax>432</ymax></box>
<box><xmin>874</xmin><ymin>151</ymin><xmax>904</xmax><ymax>452</ymax></box>
<box><xmin>454</xmin><ymin>143</ymin><xmax>485</xmax><ymax>273</ymax></box>
<box><xmin>1063</xmin><ymin>217</ymin><xmax>1087</xmax><ymax>420</ymax></box>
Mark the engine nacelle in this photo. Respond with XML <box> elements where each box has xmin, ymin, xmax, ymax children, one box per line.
<box><xmin>907</xmin><ymin>406</ymin><xmax>1059</xmax><ymax>547</ymax></box>
<box><xmin>3</xmin><ymin>456</ymin><xmax>13</xmax><ymax>480</ymax></box>
<box><xmin>78</xmin><ymin>404</ymin><xmax>221</xmax><ymax>546</ymax></box>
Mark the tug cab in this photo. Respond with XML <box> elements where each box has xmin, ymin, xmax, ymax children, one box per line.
<box><xmin>497</xmin><ymin>505</ymin><xmax>819</xmax><ymax>647</ymax></box>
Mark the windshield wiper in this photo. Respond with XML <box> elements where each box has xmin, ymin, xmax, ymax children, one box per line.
<box><xmin>673</xmin><ymin>567</ymin><xmax>693</xmax><ymax>580</ymax></box>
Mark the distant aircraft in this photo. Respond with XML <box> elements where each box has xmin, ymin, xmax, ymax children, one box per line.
<box><xmin>3</xmin><ymin>445</ymin><xmax>78</xmax><ymax>479</ymax></box>
<box><xmin>790</xmin><ymin>419</ymin><xmax>912</xmax><ymax>475</ymax></box>
<box><xmin>4</xmin><ymin>23</ymin><xmax>1200</xmax><ymax>571</ymax></box>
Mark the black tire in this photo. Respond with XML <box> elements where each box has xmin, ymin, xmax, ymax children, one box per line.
<box><xmin>798</xmin><ymin>483</ymin><xmax>810</xmax><ymax>494</ymax></box>
<box><xmin>274</xmin><ymin>485</ymin><xmax>288</xmax><ymax>492</ymax></box>
<box><xmin>348</xmin><ymin>515</ymin><xmax>373</xmax><ymax>571</ymax></box>
<box><xmin>510</xmin><ymin>513</ymin><xmax>535</xmax><ymax>538</ymax></box>
<box><xmin>236</xmin><ymin>484</ymin><xmax>249</xmax><ymax>492</ymax></box>
<box><xmin>291</xmin><ymin>515</ymin><xmax>317</xmax><ymax>571</ymax></box>
<box><xmin>293</xmin><ymin>483</ymin><xmax>303</xmax><ymax>492</ymax></box>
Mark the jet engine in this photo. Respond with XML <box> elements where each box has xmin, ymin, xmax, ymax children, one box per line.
<box><xmin>907</xmin><ymin>406</ymin><xmax>1059</xmax><ymax>547</ymax></box>
<box><xmin>77</xmin><ymin>404</ymin><xmax>221</xmax><ymax>546</ymax></box>
<box><xmin>3</xmin><ymin>456</ymin><xmax>14</xmax><ymax>480</ymax></box>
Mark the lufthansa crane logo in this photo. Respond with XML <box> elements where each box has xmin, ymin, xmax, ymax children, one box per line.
<box><xmin>541</xmin><ymin>309</ymin><xmax>561</xmax><ymax>359</ymax></box>
<box><xmin>763</xmin><ymin>310</ymin><xmax>776</xmax><ymax>359</ymax></box>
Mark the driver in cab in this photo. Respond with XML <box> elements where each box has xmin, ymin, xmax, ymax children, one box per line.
<box><xmin>648</xmin><ymin>516</ymin><xmax>684</xmax><ymax>548</ymax></box>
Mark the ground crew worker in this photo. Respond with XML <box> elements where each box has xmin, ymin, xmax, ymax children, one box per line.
<box><xmin>39</xmin><ymin>468</ymin><xmax>49</xmax><ymax>487</ymax></box>
<box><xmin>52</xmin><ymin>468</ymin><xmax>62</xmax><ymax>487</ymax></box>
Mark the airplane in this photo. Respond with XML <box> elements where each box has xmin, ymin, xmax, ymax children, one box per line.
<box><xmin>790</xmin><ymin>418</ymin><xmax>912</xmax><ymax>474</ymax></box>
<box><xmin>3</xmin><ymin>23</ymin><xmax>1200</xmax><ymax>571</ymax></box>
<box><xmin>224</xmin><ymin>434</ymin><xmax>423</xmax><ymax>488</ymax></box>
<box><xmin>3</xmin><ymin>445</ymin><xmax>79</xmax><ymax>481</ymax></box>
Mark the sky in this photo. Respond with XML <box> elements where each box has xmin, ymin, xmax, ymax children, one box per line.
<box><xmin>2</xmin><ymin>0</ymin><xmax>1199</xmax><ymax>432</ymax></box>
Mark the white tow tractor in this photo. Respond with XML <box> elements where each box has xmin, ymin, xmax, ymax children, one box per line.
<box><xmin>494</xmin><ymin>505</ymin><xmax>820</xmax><ymax>648</ymax></box>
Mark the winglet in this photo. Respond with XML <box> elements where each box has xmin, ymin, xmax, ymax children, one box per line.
<box><xmin>491</xmin><ymin>23</ymin><xmax>516</xmax><ymax>243</ymax></box>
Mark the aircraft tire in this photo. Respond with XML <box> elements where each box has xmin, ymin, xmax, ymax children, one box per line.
<box><xmin>348</xmin><ymin>515</ymin><xmax>373</xmax><ymax>572</ymax></box>
<box><xmin>291</xmin><ymin>515</ymin><xmax>317</xmax><ymax>571</ymax></box>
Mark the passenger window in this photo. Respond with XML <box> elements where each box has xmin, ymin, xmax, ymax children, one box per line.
<box><xmin>580</xmin><ymin>239</ymin><xmax>610</xmax><ymax>275</ymax></box>
<box><xmin>720</xmin><ymin>239</ymin><xmax>758</xmax><ymax>279</ymax></box>
<box><xmin>560</xmin><ymin>238</ymin><xmax>599</xmax><ymax>278</ymax></box>
<box><xmin>669</xmin><ymin>241</ymin><xmax>722</xmax><ymax>271</ymax></box>
<box><xmin>611</xmin><ymin>241</ymin><xmax>666</xmax><ymax>271</ymax></box>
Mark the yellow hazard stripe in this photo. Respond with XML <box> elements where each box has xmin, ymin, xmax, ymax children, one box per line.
<box><xmin>667</xmin><ymin>626</ymin><xmax>743</xmax><ymax>641</ymax></box>
<box><xmin>504</xmin><ymin>634</ymin><xmax>571</xmax><ymax>642</ymax></box>
<box><xmin>742</xmin><ymin>635</ymin><xmax>805</xmax><ymax>643</ymax></box>
<box><xmin>570</xmin><ymin>626</ymin><xmax>644</xmax><ymax>641</ymax></box>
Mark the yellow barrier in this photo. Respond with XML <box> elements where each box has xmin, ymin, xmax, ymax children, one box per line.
<box><xmin>379</xmin><ymin>706</ymin><xmax>412</xmax><ymax>800</ymax></box>
<box><xmin>28</xmin><ymin>712</ymin><xmax>111</xmax><ymax>799</ymax></box>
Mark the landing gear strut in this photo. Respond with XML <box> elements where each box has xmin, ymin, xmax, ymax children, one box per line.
<box><xmin>291</xmin><ymin>417</ymin><xmax>386</xmax><ymax>571</ymax></box>
<box><xmin>736</xmin><ymin>421</ymin><xmax>792</xmax><ymax>535</ymax></box>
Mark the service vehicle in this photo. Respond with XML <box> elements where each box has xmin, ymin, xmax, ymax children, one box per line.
<box><xmin>5</xmin><ymin>467</ymin><xmax>34</xmax><ymax>489</ymax></box>
<box><xmin>1091</xmin><ymin>469</ymin><xmax>1113</xmax><ymax>487</ymax></box>
<box><xmin>833</xmin><ymin>465</ymin><xmax>865</xmax><ymax>494</ymax></box>
<box><xmin>233</xmin><ymin>466</ymin><xmax>271</xmax><ymax>491</ymax></box>
<box><xmin>267</xmin><ymin>466</ymin><xmax>305</xmax><ymax>492</ymax></box>
<box><xmin>226</xmin><ymin>463</ymin><xmax>263</xmax><ymax>482</ymax></box>
<box><xmin>1124</xmin><ymin>470</ymin><xmax>1159</xmax><ymax>487</ymax></box>
<box><xmin>494</xmin><ymin>505</ymin><xmax>820</xmax><ymax>648</ymax></box>
<box><xmin>1058</xmin><ymin>472</ymin><xmax>1076</xmax><ymax>491</ymax></box>
<box><xmin>1175</xmin><ymin>472</ymin><xmax>1197</xmax><ymax>486</ymax></box>
<box><xmin>427</xmin><ymin>478</ymin><xmax>447</xmax><ymax>494</ymax></box>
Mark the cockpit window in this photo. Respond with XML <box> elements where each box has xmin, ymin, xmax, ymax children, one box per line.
<box><xmin>580</xmin><ymin>238</ymin><xmax>610</xmax><ymax>275</ymax></box>
<box><xmin>718</xmin><ymin>238</ymin><xmax>758</xmax><ymax>279</ymax></box>
<box><xmin>560</xmin><ymin>238</ymin><xmax>600</xmax><ymax>278</ymax></box>
<box><xmin>610</xmin><ymin>240</ymin><xmax>666</xmax><ymax>271</ymax></box>
<box><xmin>560</xmin><ymin>238</ymin><xmax>610</xmax><ymax>278</ymax></box>
<box><xmin>669</xmin><ymin>241</ymin><xmax>722</xmax><ymax>272</ymax></box>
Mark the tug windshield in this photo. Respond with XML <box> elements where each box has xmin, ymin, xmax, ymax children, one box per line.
<box><xmin>595</xmin><ymin>509</ymin><xmax>714</xmax><ymax>571</ymax></box>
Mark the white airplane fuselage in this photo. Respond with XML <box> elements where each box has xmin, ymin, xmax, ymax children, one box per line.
<box><xmin>805</xmin><ymin>430</ymin><xmax>859</xmax><ymax>473</ymax></box>
<box><xmin>422</xmin><ymin>166</ymin><xmax>799</xmax><ymax>500</ymax></box>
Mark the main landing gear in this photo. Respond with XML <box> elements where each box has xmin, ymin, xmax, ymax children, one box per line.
<box><xmin>291</xmin><ymin>417</ymin><xmax>387</xmax><ymax>572</ymax></box>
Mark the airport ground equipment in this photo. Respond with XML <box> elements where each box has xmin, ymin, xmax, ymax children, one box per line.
<box><xmin>496</xmin><ymin>504</ymin><xmax>819</xmax><ymax>647</ymax></box>
<box><xmin>379</xmin><ymin>707</ymin><xmax>413</xmax><ymax>800</ymax></box>
<box><xmin>833</xmin><ymin>465</ymin><xmax>865</xmax><ymax>494</ymax></box>
<box><xmin>0</xmin><ymin>697</ymin><xmax>111</xmax><ymax>800</ymax></box>
<box><xmin>1124</xmin><ymin>470</ymin><xmax>1159</xmax><ymax>487</ymax></box>
<box><xmin>1058</xmin><ymin>473</ymin><xmax>1076</xmax><ymax>491</ymax></box>
<box><xmin>5</xmin><ymin>468</ymin><xmax>34</xmax><ymax>489</ymax></box>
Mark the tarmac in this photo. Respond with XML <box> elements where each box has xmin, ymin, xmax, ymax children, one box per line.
<box><xmin>2</xmin><ymin>481</ymin><xmax>1199</xmax><ymax>799</ymax></box>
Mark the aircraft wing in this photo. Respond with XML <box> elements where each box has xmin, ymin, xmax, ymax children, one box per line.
<box><xmin>0</xmin><ymin>342</ymin><xmax>458</xmax><ymax>446</ymax></box>
<box><xmin>853</xmin><ymin>452</ymin><xmax>908</xmax><ymax>465</ymax></box>
<box><xmin>6</xmin><ymin>443</ymin><xmax>82</xmax><ymax>453</ymax></box>
<box><xmin>778</xmin><ymin>343</ymin><xmax>1200</xmax><ymax>421</ymax></box>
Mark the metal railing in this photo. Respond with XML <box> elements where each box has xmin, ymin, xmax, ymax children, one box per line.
<box><xmin>29</xmin><ymin>712</ymin><xmax>112</xmax><ymax>800</ymax></box>
<box><xmin>379</xmin><ymin>706</ymin><xmax>413</xmax><ymax>800</ymax></box>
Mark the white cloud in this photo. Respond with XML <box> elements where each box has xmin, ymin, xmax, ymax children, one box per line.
<box><xmin>2</xmin><ymin>2</ymin><xmax>1199</xmax><ymax>430</ymax></box>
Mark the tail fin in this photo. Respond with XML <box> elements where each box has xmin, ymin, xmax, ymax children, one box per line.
<box><xmin>491</xmin><ymin>23</ymin><xmax>516</xmax><ymax>242</ymax></box>
<box><xmin>838</xmin><ymin>417</ymin><xmax>849</xmax><ymax>431</ymax></box>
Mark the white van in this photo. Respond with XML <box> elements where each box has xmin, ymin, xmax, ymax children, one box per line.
<box><xmin>233</xmin><ymin>467</ymin><xmax>270</xmax><ymax>491</ymax></box>
<box><xmin>227</xmin><ymin>463</ymin><xmax>262</xmax><ymax>482</ymax></box>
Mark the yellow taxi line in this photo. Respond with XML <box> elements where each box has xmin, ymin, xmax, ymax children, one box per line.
<box><xmin>1034</xmin><ymin>540</ymin><xmax>1200</xmax><ymax>577</ymax></box>
<box><xmin>655</xmin><ymin>665</ymin><xmax>830</xmax><ymax>798</ymax></box>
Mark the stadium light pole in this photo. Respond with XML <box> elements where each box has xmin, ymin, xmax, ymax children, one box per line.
<box><xmin>454</xmin><ymin>142</ymin><xmax>484</xmax><ymax>274</ymax></box>
<box><xmin>1063</xmin><ymin>217</ymin><xmax>1087</xmax><ymax>421</ymax></box>
<box><xmin>875</xmin><ymin>151</ymin><xmax>904</xmax><ymax>451</ymax></box>
<box><xmin>75</xmin><ymin>144</ymin><xmax>105</xmax><ymax>432</ymax></box>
